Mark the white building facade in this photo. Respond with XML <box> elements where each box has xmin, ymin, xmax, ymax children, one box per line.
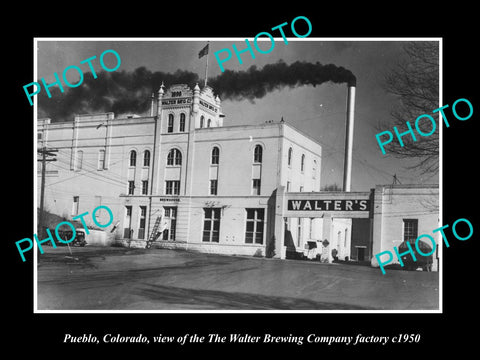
<box><xmin>37</xmin><ymin>83</ymin><xmax>439</xmax><ymax>270</ymax></box>
<box><xmin>37</xmin><ymin>83</ymin><xmax>342</xmax><ymax>258</ymax></box>
<box><xmin>370</xmin><ymin>184</ymin><xmax>440</xmax><ymax>271</ymax></box>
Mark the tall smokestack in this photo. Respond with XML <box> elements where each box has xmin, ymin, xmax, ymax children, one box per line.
<box><xmin>343</xmin><ymin>84</ymin><xmax>356</xmax><ymax>192</ymax></box>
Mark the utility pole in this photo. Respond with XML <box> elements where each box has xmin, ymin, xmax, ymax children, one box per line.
<box><xmin>37</xmin><ymin>147</ymin><xmax>58</xmax><ymax>236</ymax></box>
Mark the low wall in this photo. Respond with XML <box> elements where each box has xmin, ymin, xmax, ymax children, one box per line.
<box><xmin>185</xmin><ymin>242</ymin><xmax>265</xmax><ymax>257</ymax></box>
<box><xmin>85</xmin><ymin>229</ymin><xmax>115</xmax><ymax>246</ymax></box>
<box><xmin>112</xmin><ymin>238</ymin><xmax>265</xmax><ymax>257</ymax></box>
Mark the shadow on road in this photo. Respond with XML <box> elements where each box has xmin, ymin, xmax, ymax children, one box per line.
<box><xmin>136</xmin><ymin>283</ymin><xmax>375</xmax><ymax>310</ymax></box>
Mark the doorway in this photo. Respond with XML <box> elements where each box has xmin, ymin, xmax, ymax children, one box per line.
<box><xmin>124</xmin><ymin>206</ymin><xmax>132</xmax><ymax>238</ymax></box>
<box><xmin>357</xmin><ymin>246</ymin><xmax>366</xmax><ymax>261</ymax></box>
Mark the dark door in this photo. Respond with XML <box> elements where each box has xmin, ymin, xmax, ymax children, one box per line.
<box><xmin>357</xmin><ymin>247</ymin><xmax>365</xmax><ymax>261</ymax></box>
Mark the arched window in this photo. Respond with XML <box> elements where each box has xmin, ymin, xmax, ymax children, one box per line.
<box><xmin>143</xmin><ymin>150</ymin><xmax>151</xmax><ymax>167</ymax></box>
<box><xmin>129</xmin><ymin>150</ymin><xmax>137</xmax><ymax>167</ymax></box>
<box><xmin>167</xmin><ymin>114</ymin><xmax>174</xmax><ymax>133</ymax></box>
<box><xmin>200</xmin><ymin>115</ymin><xmax>204</xmax><ymax>128</ymax></box>
<box><xmin>301</xmin><ymin>154</ymin><xmax>305</xmax><ymax>172</ymax></box>
<box><xmin>287</xmin><ymin>147</ymin><xmax>293</xmax><ymax>167</ymax></box>
<box><xmin>253</xmin><ymin>145</ymin><xmax>263</xmax><ymax>163</ymax></box>
<box><xmin>207</xmin><ymin>118</ymin><xmax>212</xmax><ymax>127</ymax></box>
<box><xmin>179</xmin><ymin>113</ymin><xmax>186</xmax><ymax>132</ymax></box>
<box><xmin>167</xmin><ymin>148</ymin><xmax>182</xmax><ymax>166</ymax></box>
<box><xmin>211</xmin><ymin>146</ymin><xmax>220</xmax><ymax>165</ymax></box>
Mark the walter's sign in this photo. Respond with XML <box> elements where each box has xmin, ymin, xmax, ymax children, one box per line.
<box><xmin>287</xmin><ymin>199</ymin><xmax>370</xmax><ymax>212</ymax></box>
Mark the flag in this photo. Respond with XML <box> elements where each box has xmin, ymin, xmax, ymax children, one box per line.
<box><xmin>198</xmin><ymin>44</ymin><xmax>209</xmax><ymax>59</ymax></box>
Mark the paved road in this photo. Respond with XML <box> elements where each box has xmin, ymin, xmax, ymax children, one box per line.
<box><xmin>37</xmin><ymin>246</ymin><xmax>439</xmax><ymax>311</ymax></box>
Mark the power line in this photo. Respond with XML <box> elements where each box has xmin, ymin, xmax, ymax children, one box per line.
<box><xmin>54</xmin><ymin>149</ymin><xmax>127</xmax><ymax>182</ymax></box>
<box><xmin>46</xmin><ymin>157</ymin><xmax>127</xmax><ymax>188</ymax></box>
<box><xmin>38</xmin><ymin>146</ymin><xmax>58</xmax><ymax>234</ymax></box>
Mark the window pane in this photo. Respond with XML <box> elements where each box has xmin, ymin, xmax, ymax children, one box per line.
<box><xmin>257</xmin><ymin>220</ymin><xmax>264</xmax><ymax>230</ymax></box>
<box><xmin>254</xmin><ymin>145</ymin><xmax>262</xmax><ymax>163</ymax></box>
<box><xmin>213</xmin><ymin>220</ymin><xmax>220</xmax><ymax>231</ymax></box>
<box><xmin>246</xmin><ymin>209</ymin><xmax>254</xmax><ymax>219</ymax></box>
<box><xmin>204</xmin><ymin>208</ymin><xmax>212</xmax><ymax>219</ymax></box>
<box><xmin>211</xmin><ymin>147</ymin><xmax>219</xmax><ymax>164</ymax></box>
<box><xmin>211</xmin><ymin>231</ymin><xmax>219</xmax><ymax>242</ymax></box>
<box><xmin>170</xmin><ymin>219</ymin><xmax>176</xmax><ymax>240</ymax></box>
<box><xmin>255</xmin><ymin>232</ymin><xmax>263</xmax><ymax>244</ymax></box>
<box><xmin>404</xmin><ymin>219</ymin><xmax>418</xmax><ymax>242</ymax></box>
<box><xmin>213</xmin><ymin>208</ymin><xmax>220</xmax><ymax>219</ymax></box>
<box><xmin>245</xmin><ymin>232</ymin><xmax>253</xmax><ymax>244</ymax></box>
<box><xmin>204</xmin><ymin>221</ymin><xmax>211</xmax><ymax>231</ymax></box>
<box><xmin>144</xmin><ymin>150</ymin><xmax>150</xmax><ymax>166</ymax></box>
<box><xmin>175</xmin><ymin>151</ymin><xmax>182</xmax><ymax>165</ymax></box>
<box><xmin>202</xmin><ymin>231</ymin><xmax>210</xmax><ymax>242</ymax></box>
<box><xmin>256</xmin><ymin>209</ymin><xmax>265</xmax><ymax>220</ymax></box>
<box><xmin>210</xmin><ymin>180</ymin><xmax>217</xmax><ymax>195</ymax></box>
<box><xmin>130</xmin><ymin>151</ymin><xmax>136</xmax><ymax>166</ymax></box>
<box><xmin>246</xmin><ymin>221</ymin><xmax>254</xmax><ymax>232</ymax></box>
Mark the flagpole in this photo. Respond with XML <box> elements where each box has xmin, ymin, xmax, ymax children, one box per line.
<box><xmin>204</xmin><ymin>41</ymin><xmax>209</xmax><ymax>87</ymax></box>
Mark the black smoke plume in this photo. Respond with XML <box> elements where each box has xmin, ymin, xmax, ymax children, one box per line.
<box><xmin>210</xmin><ymin>60</ymin><xmax>356</xmax><ymax>101</ymax></box>
<box><xmin>38</xmin><ymin>60</ymin><xmax>356</xmax><ymax>122</ymax></box>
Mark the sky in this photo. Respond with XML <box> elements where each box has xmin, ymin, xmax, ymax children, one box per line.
<box><xmin>36</xmin><ymin>38</ymin><xmax>440</xmax><ymax>192</ymax></box>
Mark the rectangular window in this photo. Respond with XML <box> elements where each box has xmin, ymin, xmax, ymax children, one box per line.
<box><xmin>245</xmin><ymin>208</ymin><xmax>265</xmax><ymax>244</ymax></box>
<box><xmin>98</xmin><ymin>149</ymin><xmax>105</xmax><ymax>170</ymax></box>
<box><xmin>128</xmin><ymin>181</ymin><xmax>135</xmax><ymax>195</ymax></box>
<box><xmin>167</xmin><ymin>114</ymin><xmax>174</xmax><ymax>133</ymax></box>
<box><xmin>142</xmin><ymin>180</ymin><xmax>148</xmax><ymax>195</ymax></box>
<box><xmin>75</xmin><ymin>150</ymin><xmax>83</xmax><ymax>171</ymax></box>
<box><xmin>124</xmin><ymin>206</ymin><xmax>132</xmax><ymax>238</ymax></box>
<box><xmin>403</xmin><ymin>219</ymin><xmax>418</xmax><ymax>243</ymax></box>
<box><xmin>138</xmin><ymin>206</ymin><xmax>147</xmax><ymax>239</ymax></box>
<box><xmin>297</xmin><ymin>218</ymin><xmax>302</xmax><ymax>247</ymax></box>
<box><xmin>286</xmin><ymin>181</ymin><xmax>291</xmax><ymax>192</ymax></box>
<box><xmin>165</xmin><ymin>181</ymin><xmax>172</xmax><ymax>195</ymax></box>
<box><xmin>165</xmin><ymin>180</ymin><xmax>180</xmax><ymax>195</ymax></box>
<box><xmin>202</xmin><ymin>208</ymin><xmax>221</xmax><ymax>242</ymax></box>
<box><xmin>162</xmin><ymin>207</ymin><xmax>177</xmax><ymax>241</ymax></box>
<box><xmin>72</xmin><ymin>196</ymin><xmax>79</xmax><ymax>216</ymax></box>
<box><xmin>252</xmin><ymin>178</ymin><xmax>261</xmax><ymax>195</ymax></box>
<box><xmin>210</xmin><ymin>179</ymin><xmax>218</xmax><ymax>195</ymax></box>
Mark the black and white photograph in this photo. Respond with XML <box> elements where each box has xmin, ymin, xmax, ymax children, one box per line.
<box><xmin>7</xmin><ymin>6</ymin><xmax>479</xmax><ymax>356</ymax></box>
<box><xmin>33</xmin><ymin>38</ymin><xmax>441</xmax><ymax>312</ymax></box>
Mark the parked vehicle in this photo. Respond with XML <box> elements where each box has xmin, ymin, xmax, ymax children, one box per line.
<box><xmin>51</xmin><ymin>228</ymin><xmax>87</xmax><ymax>247</ymax></box>
<box><xmin>398</xmin><ymin>239</ymin><xmax>433</xmax><ymax>271</ymax></box>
